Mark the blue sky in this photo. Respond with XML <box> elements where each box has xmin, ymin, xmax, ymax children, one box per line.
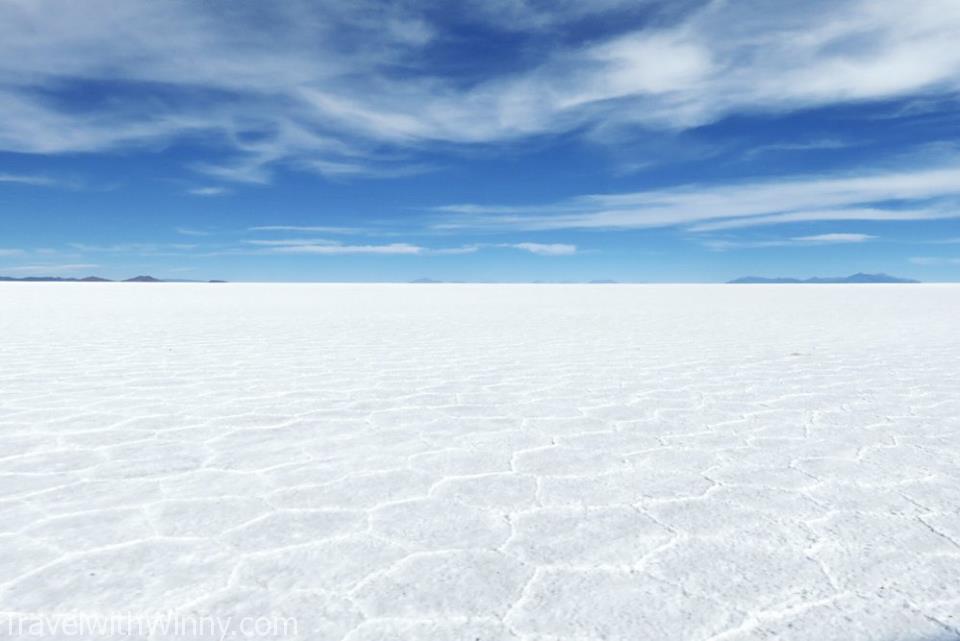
<box><xmin>1</xmin><ymin>0</ymin><xmax>960</xmax><ymax>282</ymax></box>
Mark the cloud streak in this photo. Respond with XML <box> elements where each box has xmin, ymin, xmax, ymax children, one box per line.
<box><xmin>0</xmin><ymin>173</ymin><xmax>59</xmax><ymax>187</ymax></box>
<box><xmin>704</xmin><ymin>233</ymin><xmax>876</xmax><ymax>251</ymax></box>
<box><xmin>433</xmin><ymin>162</ymin><xmax>960</xmax><ymax>232</ymax></box>
<box><xmin>506</xmin><ymin>242</ymin><xmax>578</xmax><ymax>256</ymax></box>
<box><xmin>187</xmin><ymin>187</ymin><xmax>230</xmax><ymax>197</ymax></box>
<box><xmin>175</xmin><ymin>227</ymin><xmax>212</xmax><ymax>237</ymax></box>
<box><xmin>265</xmin><ymin>242</ymin><xmax>424</xmax><ymax>256</ymax></box>
<box><xmin>244</xmin><ymin>238</ymin><xmax>576</xmax><ymax>256</ymax></box>
<box><xmin>249</xmin><ymin>225</ymin><xmax>365</xmax><ymax>235</ymax></box>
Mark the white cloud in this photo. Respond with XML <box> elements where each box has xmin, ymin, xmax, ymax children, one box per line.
<box><xmin>704</xmin><ymin>233</ymin><xmax>876</xmax><ymax>251</ymax></box>
<box><xmin>191</xmin><ymin>159</ymin><xmax>274</xmax><ymax>185</ymax></box>
<box><xmin>431</xmin><ymin>245</ymin><xmax>481</xmax><ymax>255</ymax></box>
<box><xmin>250</xmin><ymin>238</ymin><xmax>486</xmax><ymax>256</ymax></box>
<box><xmin>245</xmin><ymin>238</ymin><xmax>341</xmax><ymax>247</ymax></box>
<box><xmin>2</xmin><ymin>1</ymin><xmax>960</xmax><ymax>178</ymax></box>
<box><xmin>249</xmin><ymin>225</ymin><xmax>364</xmax><ymax>234</ymax></box>
<box><xmin>507</xmin><ymin>242</ymin><xmax>578</xmax><ymax>255</ymax></box>
<box><xmin>266</xmin><ymin>242</ymin><xmax>424</xmax><ymax>255</ymax></box>
<box><xmin>434</xmin><ymin>162</ymin><xmax>960</xmax><ymax>231</ymax></box>
<box><xmin>300</xmin><ymin>158</ymin><xmax>435</xmax><ymax>179</ymax></box>
<box><xmin>455</xmin><ymin>0</ymin><xmax>658</xmax><ymax>31</ymax></box>
<box><xmin>187</xmin><ymin>187</ymin><xmax>229</xmax><ymax>197</ymax></box>
<box><xmin>791</xmin><ymin>233</ymin><xmax>875</xmax><ymax>243</ymax></box>
<box><xmin>687</xmin><ymin>208</ymin><xmax>944</xmax><ymax>232</ymax></box>
<box><xmin>0</xmin><ymin>173</ymin><xmax>58</xmax><ymax>187</ymax></box>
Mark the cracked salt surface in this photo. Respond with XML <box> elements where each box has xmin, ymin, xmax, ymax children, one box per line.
<box><xmin>1</xmin><ymin>283</ymin><xmax>959</xmax><ymax>640</ymax></box>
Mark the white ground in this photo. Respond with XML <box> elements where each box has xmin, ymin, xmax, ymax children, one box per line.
<box><xmin>1</xmin><ymin>283</ymin><xmax>959</xmax><ymax>641</ymax></box>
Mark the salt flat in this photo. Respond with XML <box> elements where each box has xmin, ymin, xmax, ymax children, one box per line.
<box><xmin>1</xmin><ymin>283</ymin><xmax>958</xmax><ymax>641</ymax></box>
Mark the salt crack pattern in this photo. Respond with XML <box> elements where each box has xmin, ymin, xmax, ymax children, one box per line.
<box><xmin>1</xmin><ymin>283</ymin><xmax>959</xmax><ymax>641</ymax></box>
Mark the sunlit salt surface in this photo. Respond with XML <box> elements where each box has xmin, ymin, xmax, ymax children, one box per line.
<box><xmin>1</xmin><ymin>283</ymin><xmax>958</xmax><ymax>640</ymax></box>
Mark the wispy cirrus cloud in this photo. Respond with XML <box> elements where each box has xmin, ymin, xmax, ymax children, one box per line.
<box><xmin>704</xmin><ymin>233</ymin><xmax>876</xmax><ymax>251</ymax></box>
<box><xmin>506</xmin><ymin>242</ymin><xmax>578</xmax><ymax>256</ymax></box>
<box><xmin>244</xmin><ymin>237</ymin><xmax>573</xmax><ymax>256</ymax></box>
<box><xmin>175</xmin><ymin>227</ymin><xmax>212</xmax><ymax>237</ymax></box>
<box><xmin>2</xmin><ymin>1</ymin><xmax>960</xmax><ymax>180</ymax></box>
<box><xmin>433</xmin><ymin>162</ymin><xmax>960</xmax><ymax>232</ymax></box>
<box><xmin>264</xmin><ymin>242</ymin><xmax>424</xmax><ymax>256</ymax></box>
<box><xmin>244</xmin><ymin>238</ymin><xmax>341</xmax><ymax>247</ymax></box>
<box><xmin>0</xmin><ymin>173</ymin><xmax>59</xmax><ymax>187</ymax></box>
<box><xmin>686</xmin><ymin>208</ymin><xmax>945</xmax><ymax>232</ymax></box>
<box><xmin>431</xmin><ymin>245</ymin><xmax>481</xmax><ymax>255</ymax></box>
<box><xmin>792</xmin><ymin>233</ymin><xmax>876</xmax><ymax>243</ymax></box>
<box><xmin>187</xmin><ymin>186</ymin><xmax>230</xmax><ymax>197</ymax></box>
<box><xmin>249</xmin><ymin>225</ymin><xmax>365</xmax><ymax>235</ymax></box>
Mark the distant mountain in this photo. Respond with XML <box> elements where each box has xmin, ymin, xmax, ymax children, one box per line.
<box><xmin>0</xmin><ymin>274</ymin><xmax>226</xmax><ymax>283</ymax></box>
<box><xmin>0</xmin><ymin>275</ymin><xmax>110</xmax><ymax>282</ymax></box>
<box><xmin>729</xmin><ymin>272</ymin><xmax>919</xmax><ymax>284</ymax></box>
<box><xmin>0</xmin><ymin>276</ymin><xmax>71</xmax><ymax>282</ymax></box>
<box><xmin>589</xmin><ymin>279</ymin><xmax>619</xmax><ymax>284</ymax></box>
<box><xmin>409</xmin><ymin>277</ymin><xmax>443</xmax><ymax>283</ymax></box>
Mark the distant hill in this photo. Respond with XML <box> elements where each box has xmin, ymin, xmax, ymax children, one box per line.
<box><xmin>0</xmin><ymin>276</ymin><xmax>79</xmax><ymax>282</ymax></box>
<box><xmin>0</xmin><ymin>274</ymin><xmax>226</xmax><ymax>283</ymax></box>
<box><xmin>729</xmin><ymin>272</ymin><xmax>919</xmax><ymax>284</ymax></box>
<box><xmin>409</xmin><ymin>277</ymin><xmax>443</xmax><ymax>283</ymax></box>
